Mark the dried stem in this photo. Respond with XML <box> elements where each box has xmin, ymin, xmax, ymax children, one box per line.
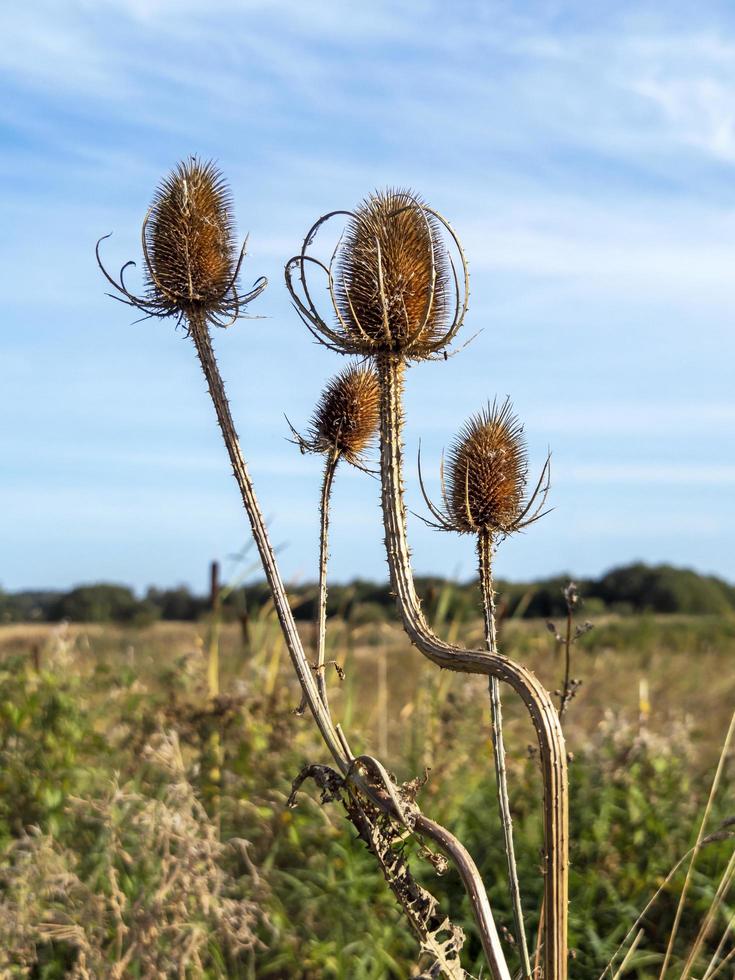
<box><xmin>611</xmin><ymin>929</ymin><xmax>645</xmax><ymax>980</ymax></box>
<box><xmin>377</xmin><ymin>352</ymin><xmax>568</xmax><ymax>980</ymax></box>
<box><xmin>188</xmin><ymin>311</ymin><xmax>347</xmax><ymax>771</ymax></box>
<box><xmin>659</xmin><ymin>709</ymin><xmax>735</xmax><ymax>979</ymax></box>
<box><xmin>681</xmin><ymin>847</ymin><xmax>735</xmax><ymax>977</ymax></box>
<box><xmin>186</xmin><ymin>311</ymin><xmax>510</xmax><ymax>978</ymax></box>
<box><xmin>205</xmin><ymin>560</ymin><xmax>223</xmax><ymax>822</ymax></box>
<box><xmin>478</xmin><ymin>529</ymin><xmax>532</xmax><ymax>979</ymax></box>
<box><xmin>702</xmin><ymin>911</ymin><xmax>735</xmax><ymax>980</ymax></box>
<box><xmin>559</xmin><ymin>605</ymin><xmax>573</xmax><ymax>719</ymax></box>
<box><xmin>415</xmin><ymin>812</ymin><xmax>511</xmax><ymax>980</ymax></box>
<box><xmin>316</xmin><ymin>450</ymin><xmax>340</xmax><ymax>711</ymax></box>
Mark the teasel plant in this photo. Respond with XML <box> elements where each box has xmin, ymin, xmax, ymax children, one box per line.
<box><xmin>287</xmin><ymin>189</ymin><xmax>569</xmax><ymax>979</ymax></box>
<box><xmin>415</xmin><ymin>397</ymin><xmax>551</xmax><ymax>978</ymax></box>
<box><xmin>287</xmin><ymin>363</ymin><xmax>380</xmax><ymax>713</ymax></box>
<box><xmin>99</xmin><ymin>158</ymin><xmax>516</xmax><ymax>979</ymax></box>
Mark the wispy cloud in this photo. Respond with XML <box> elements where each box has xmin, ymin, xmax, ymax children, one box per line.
<box><xmin>3</xmin><ymin>1</ymin><xmax>735</xmax><ymax>587</ymax></box>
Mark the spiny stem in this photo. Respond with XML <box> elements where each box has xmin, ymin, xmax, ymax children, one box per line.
<box><xmin>478</xmin><ymin>529</ymin><xmax>532</xmax><ymax>980</ymax></box>
<box><xmin>187</xmin><ymin>311</ymin><xmax>347</xmax><ymax>771</ymax></box>
<box><xmin>376</xmin><ymin>352</ymin><xmax>568</xmax><ymax>980</ymax></box>
<box><xmin>316</xmin><ymin>450</ymin><xmax>340</xmax><ymax>711</ymax></box>
<box><xmin>187</xmin><ymin>313</ymin><xmax>509</xmax><ymax>978</ymax></box>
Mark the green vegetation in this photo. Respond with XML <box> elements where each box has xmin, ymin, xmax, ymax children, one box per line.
<box><xmin>0</xmin><ymin>613</ymin><xmax>732</xmax><ymax>977</ymax></box>
<box><xmin>2</xmin><ymin>562</ymin><xmax>734</xmax><ymax>626</ymax></box>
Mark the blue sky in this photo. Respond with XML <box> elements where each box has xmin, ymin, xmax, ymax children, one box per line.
<box><xmin>2</xmin><ymin>0</ymin><xmax>734</xmax><ymax>593</ymax></box>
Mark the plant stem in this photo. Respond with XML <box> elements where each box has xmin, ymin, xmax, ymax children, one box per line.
<box><xmin>188</xmin><ymin>312</ymin><xmax>346</xmax><ymax>770</ymax></box>
<box><xmin>316</xmin><ymin>450</ymin><xmax>340</xmax><ymax>712</ymax></box>
<box><xmin>206</xmin><ymin>559</ymin><xmax>222</xmax><ymax>823</ymax></box>
<box><xmin>376</xmin><ymin>352</ymin><xmax>568</xmax><ymax>980</ymax></box>
<box><xmin>187</xmin><ymin>314</ymin><xmax>510</xmax><ymax>978</ymax></box>
<box><xmin>559</xmin><ymin>603</ymin><xmax>573</xmax><ymax>719</ymax></box>
<box><xmin>478</xmin><ymin>529</ymin><xmax>532</xmax><ymax>980</ymax></box>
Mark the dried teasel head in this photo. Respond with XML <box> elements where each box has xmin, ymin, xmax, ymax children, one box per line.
<box><xmin>285</xmin><ymin>189</ymin><xmax>469</xmax><ymax>361</ymax></box>
<box><xmin>289</xmin><ymin>364</ymin><xmax>380</xmax><ymax>466</ymax></box>
<box><xmin>97</xmin><ymin>156</ymin><xmax>266</xmax><ymax>330</ymax></box>
<box><xmin>419</xmin><ymin>398</ymin><xmax>551</xmax><ymax>537</ymax></box>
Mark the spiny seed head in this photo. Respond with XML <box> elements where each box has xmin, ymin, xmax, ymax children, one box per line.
<box><xmin>97</xmin><ymin>157</ymin><xmax>266</xmax><ymax>330</ymax></box>
<box><xmin>446</xmin><ymin>399</ymin><xmax>529</xmax><ymax>535</ymax></box>
<box><xmin>334</xmin><ymin>189</ymin><xmax>450</xmax><ymax>358</ymax></box>
<box><xmin>308</xmin><ymin>365</ymin><xmax>380</xmax><ymax>464</ymax></box>
<box><xmin>146</xmin><ymin>157</ymin><xmax>237</xmax><ymax>318</ymax></box>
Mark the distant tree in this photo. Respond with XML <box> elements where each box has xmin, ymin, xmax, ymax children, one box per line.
<box><xmin>146</xmin><ymin>586</ymin><xmax>205</xmax><ymax>621</ymax></box>
<box><xmin>54</xmin><ymin>584</ymin><xmax>159</xmax><ymax>625</ymax></box>
<box><xmin>591</xmin><ymin>563</ymin><xmax>734</xmax><ymax>615</ymax></box>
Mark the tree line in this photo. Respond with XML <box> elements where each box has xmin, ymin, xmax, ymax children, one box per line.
<box><xmin>1</xmin><ymin>562</ymin><xmax>733</xmax><ymax>626</ymax></box>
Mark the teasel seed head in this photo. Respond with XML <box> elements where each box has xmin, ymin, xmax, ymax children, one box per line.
<box><xmin>334</xmin><ymin>189</ymin><xmax>448</xmax><ymax>356</ymax></box>
<box><xmin>285</xmin><ymin>189</ymin><xmax>469</xmax><ymax>361</ymax></box>
<box><xmin>419</xmin><ymin>398</ymin><xmax>551</xmax><ymax>537</ymax></box>
<box><xmin>97</xmin><ymin>156</ymin><xmax>266</xmax><ymax>330</ymax></box>
<box><xmin>290</xmin><ymin>364</ymin><xmax>380</xmax><ymax>466</ymax></box>
<box><xmin>146</xmin><ymin>159</ymin><xmax>236</xmax><ymax>313</ymax></box>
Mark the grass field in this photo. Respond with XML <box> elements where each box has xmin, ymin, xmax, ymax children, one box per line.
<box><xmin>0</xmin><ymin>612</ymin><xmax>733</xmax><ymax>977</ymax></box>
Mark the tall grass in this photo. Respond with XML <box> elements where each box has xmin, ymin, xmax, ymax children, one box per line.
<box><xmin>0</xmin><ymin>613</ymin><xmax>732</xmax><ymax>977</ymax></box>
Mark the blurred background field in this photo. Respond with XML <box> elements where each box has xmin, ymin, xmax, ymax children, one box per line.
<box><xmin>0</xmin><ymin>588</ymin><xmax>733</xmax><ymax>978</ymax></box>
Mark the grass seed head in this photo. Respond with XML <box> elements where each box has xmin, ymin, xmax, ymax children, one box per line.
<box><xmin>307</xmin><ymin>364</ymin><xmax>380</xmax><ymax>464</ymax></box>
<box><xmin>146</xmin><ymin>157</ymin><xmax>237</xmax><ymax>319</ymax></box>
<box><xmin>446</xmin><ymin>399</ymin><xmax>530</xmax><ymax>535</ymax></box>
<box><xmin>333</xmin><ymin>189</ymin><xmax>451</xmax><ymax>358</ymax></box>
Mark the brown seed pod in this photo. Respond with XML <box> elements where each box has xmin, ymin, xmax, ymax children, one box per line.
<box><xmin>285</xmin><ymin>189</ymin><xmax>469</xmax><ymax>360</ymax></box>
<box><xmin>333</xmin><ymin>189</ymin><xmax>449</xmax><ymax>356</ymax></box>
<box><xmin>146</xmin><ymin>158</ymin><xmax>237</xmax><ymax>316</ymax></box>
<box><xmin>96</xmin><ymin>156</ymin><xmax>266</xmax><ymax>329</ymax></box>
<box><xmin>419</xmin><ymin>399</ymin><xmax>550</xmax><ymax>537</ymax></box>
<box><xmin>310</xmin><ymin>364</ymin><xmax>380</xmax><ymax>463</ymax></box>
<box><xmin>447</xmin><ymin>400</ymin><xmax>526</xmax><ymax>533</ymax></box>
<box><xmin>293</xmin><ymin>365</ymin><xmax>380</xmax><ymax>465</ymax></box>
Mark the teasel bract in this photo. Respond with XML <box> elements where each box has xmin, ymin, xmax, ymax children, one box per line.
<box><xmin>290</xmin><ymin>189</ymin><xmax>568</xmax><ymax>978</ymax></box>
<box><xmin>289</xmin><ymin>364</ymin><xmax>380</xmax><ymax>711</ymax></box>
<box><xmin>97</xmin><ymin>156</ymin><xmax>266</xmax><ymax>330</ymax></box>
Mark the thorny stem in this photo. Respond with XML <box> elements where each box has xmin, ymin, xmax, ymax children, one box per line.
<box><xmin>316</xmin><ymin>450</ymin><xmax>340</xmax><ymax>711</ymax></box>
<box><xmin>478</xmin><ymin>530</ymin><xmax>533</xmax><ymax>980</ymax></box>
<box><xmin>187</xmin><ymin>312</ymin><xmax>510</xmax><ymax>978</ymax></box>
<box><xmin>188</xmin><ymin>312</ymin><xmax>347</xmax><ymax>771</ymax></box>
<box><xmin>415</xmin><ymin>813</ymin><xmax>511</xmax><ymax>980</ymax></box>
<box><xmin>376</xmin><ymin>352</ymin><xmax>568</xmax><ymax>980</ymax></box>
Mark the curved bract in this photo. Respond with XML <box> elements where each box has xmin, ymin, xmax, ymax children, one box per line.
<box><xmin>284</xmin><ymin>190</ymin><xmax>470</xmax><ymax>360</ymax></box>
